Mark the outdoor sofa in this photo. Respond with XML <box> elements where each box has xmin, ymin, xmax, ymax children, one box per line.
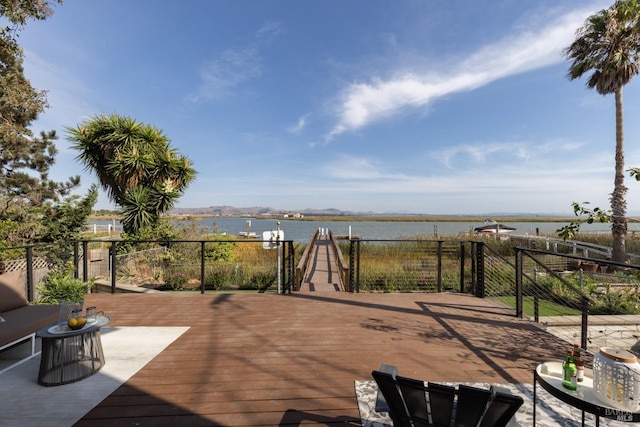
<box><xmin>0</xmin><ymin>270</ymin><xmax>58</xmax><ymax>374</ymax></box>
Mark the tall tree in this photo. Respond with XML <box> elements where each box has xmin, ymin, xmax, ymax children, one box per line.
<box><xmin>66</xmin><ymin>113</ymin><xmax>196</xmax><ymax>235</ymax></box>
<box><xmin>564</xmin><ymin>0</ymin><xmax>640</xmax><ymax>262</ymax></box>
<box><xmin>0</xmin><ymin>0</ymin><xmax>91</xmax><ymax>247</ymax></box>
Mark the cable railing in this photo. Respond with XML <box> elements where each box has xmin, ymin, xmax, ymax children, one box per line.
<box><xmin>514</xmin><ymin>247</ymin><xmax>640</xmax><ymax>353</ymax></box>
<box><xmin>4</xmin><ymin>236</ymin><xmax>640</xmax><ymax>355</ymax></box>
<box><xmin>0</xmin><ymin>239</ymin><xmax>297</xmax><ymax>299</ymax></box>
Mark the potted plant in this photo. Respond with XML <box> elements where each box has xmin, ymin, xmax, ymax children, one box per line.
<box><xmin>36</xmin><ymin>267</ymin><xmax>94</xmax><ymax>305</ymax></box>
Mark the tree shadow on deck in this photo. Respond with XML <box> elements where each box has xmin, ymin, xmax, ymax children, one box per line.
<box><xmin>289</xmin><ymin>292</ymin><xmax>569</xmax><ymax>383</ymax></box>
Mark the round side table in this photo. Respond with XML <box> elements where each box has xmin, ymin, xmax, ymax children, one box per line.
<box><xmin>534</xmin><ymin>361</ymin><xmax>640</xmax><ymax>426</ymax></box>
<box><xmin>36</xmin><ymin>315</ymin><xmax>111</xmax><ymax>386</ymax></box>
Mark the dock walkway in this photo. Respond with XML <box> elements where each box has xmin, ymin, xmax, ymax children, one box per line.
<box><xmin>299</xmin><ymin>234</ymin><xmax>343</xmax><ymax>292</ymax></box>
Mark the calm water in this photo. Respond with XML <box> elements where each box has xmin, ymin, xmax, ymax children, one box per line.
<box><xmin>88</xmin><ymin>217</ymin><xmax>627</xmax><ymax>243</ymax></box>
<box><xmin>173</xmin><ymin>217</ymin><xmax>622</xmax><ymax>243</ymax></box>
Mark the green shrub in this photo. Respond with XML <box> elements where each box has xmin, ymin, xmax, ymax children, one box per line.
<box><xmin>204</xmin><ymin>239</ymin><xmax>236</xmax><ymax>262</ymax></box>
<box><xmin>163</xmin><ymin>271</ymin><xmax>189</xmax><ymax>290</ymax></box>
<box><xmin>588</xmin><ymin>284</ymin><xmax>640</xmax><ymax>314</ymax></box>
<box><xmin>205</xmin><ymin>269</ymin><xmax>230</xmax><ymax>289</ymax></box>
<box><xmin>229</xmin><ymin>264</ymin><xmax>249</xmax><ymax>286</ymax></box>
<box><xmin>249</xmin><ymin>271</ymin><xmax>275</xmax><ymax>290</ymax></box>
<box><xmin>36</xmin><ymin>269</ymin><xmax>93</xmax><ymax>304</ymax></box>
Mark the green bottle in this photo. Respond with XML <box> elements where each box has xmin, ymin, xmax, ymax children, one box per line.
<box><xmin>562</xmin><ymin>350</ymin><xmax>577</xmax><ymax>390</ymax></box>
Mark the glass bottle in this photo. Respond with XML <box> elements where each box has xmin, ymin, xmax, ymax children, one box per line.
<box><xmin>573</xmin><ymin>344</ymin><xmax>584</xmax><ymax>383</ymax></box>
<box><xmin>562</xmin><ymin>349</ymin><xmax>577</xmax><ymax>390</ymax></box>
<box><xmin>573</xmin><ymin>343</ymin><xmax>581</xmax><ymax>363</ymax></box>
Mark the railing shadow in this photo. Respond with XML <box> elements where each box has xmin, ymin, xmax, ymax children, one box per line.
<box><xmin>278</xmin><ymin>409</ymin><xmax>360</xmax><ymax>426</ymax></box>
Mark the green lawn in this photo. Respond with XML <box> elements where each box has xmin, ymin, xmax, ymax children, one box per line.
<box><xmin>493</xmin><ymin>296</ymin><xmax>581</xmax><ymax>316</ymax></box>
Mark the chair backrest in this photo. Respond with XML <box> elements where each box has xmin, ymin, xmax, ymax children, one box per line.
<box><xmin>454</xmin><ymin>385</ymin><xmax>493</xmax><ymax>427</ymax></box>
<box><xmin>478</xmin><ymin>387</ymin><xmax>524</xmax><ymax>427</ymax></box>
<box><xmin>425</xmin><ymin>382</ymin><xmax>456</xmax><ymax>427</ymax></box>
<box><xmin>371</xmin><ymin>370</ymin><xmax>408</xmax><ymax>426</ymax></box>
<box><xmin>374</xmin><ymin>372</ymin><xmax>456</xmax><ymax>427</ymax></box>
<box><xmin>395</xmin><ymin>376</ymin><xmax>442</xmax><ymax>427</ymax></box>
<box><xmin>371</xmin><ymin>371</ymin><xmax>523</xmax><ymax>427</ymax></box>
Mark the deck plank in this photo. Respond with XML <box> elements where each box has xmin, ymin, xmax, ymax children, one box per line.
<box><xmin>75</xmin><ymin>292</ymin><xmax>568</xmax><ymax>426</ymax></box>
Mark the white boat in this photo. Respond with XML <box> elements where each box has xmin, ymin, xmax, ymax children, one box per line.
<box><xmin>473</xmin><ymin>220</ymin><xmax>516</xmax><ymax>234</ymax></box>
<box><xmin>238</xmin><ymin>231</ymin><xmax>259</xmax><ymax>238</ymax></box>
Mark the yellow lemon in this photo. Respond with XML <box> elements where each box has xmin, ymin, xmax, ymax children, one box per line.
<box><xmin>68</xmin><ymin>318</ymin><xmax>78</xmax><ymax>328</ymax></box>
<box><xmin>76</xmin><ymin>317</ymin><xmax>86</xmax><ymax>327</ymax></box>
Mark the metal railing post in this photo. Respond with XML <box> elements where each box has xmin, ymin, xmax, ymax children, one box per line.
<box><xmin>356</xmin><ymin>240</ymin><xmax>361</xmax><ymax>293</ymax></box>
<box><xmin>476</xmin><ymin>242</ymin><xmax>485</xmax><ymax>298</ymax></box>
<box><xmin>200</xmin><ymin>241</ymin><xmax>206</xmax><ymax>294</ymax></box>
<box><xmin>459</xmin><ymin>241</ymin><xmax>465</xmax><ymax>293</ymax></box>
<box><xmin>73</xmin><ymin>242</ymin><xmax>79</xmax><ymax>279</ymax></box>
<box><xmin>26</xmin><ymin>246</ymin><xmax>34</xmax><ymax>302</ymax></box>
<box><xmin>82</xmin><ymin>241</ymin><xmax>89</xmax><ymax>282</ymax></box>
<box><xmin>470</xmin><ymin>242</ymin><xmax>477</xmax><ymax>295</ymax></box>
<box><xmin>437</xmin><ymin>240</ymin><xmax>443</xmax><ymax>293</ymax></box>
<box><xmin>284</xmin><ymin>241</ymin><xmax>294</xmax><ymax>294</ymax></box>
<box><xmin>349</xmin><ymin>240</ymin><xmax>355</xmax><ymax>292</ymax></box>
<box><xmin>515</xmin><ymin>248</ymin><xmax>523</xmax><ymax>319</ymax></box>
<box><xmin>290</xmin><ymin>241</ymin><xmax>295</xmax><ymax>293</ymax></box>
<box><xmin>110</xmin><ymin>241</ymin><xmax>117</xmax><ymax>293</ymax></box>
<box><xmin>581</xmin><ymin>296</ymin><xmax>589</xmax><ymax>350</ymax></box>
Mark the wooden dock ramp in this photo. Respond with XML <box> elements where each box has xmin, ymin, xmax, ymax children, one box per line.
<box><xmin>297</xmin><ymin>231</ymin><xmax>348</xmax><ymax>292</ymax></box>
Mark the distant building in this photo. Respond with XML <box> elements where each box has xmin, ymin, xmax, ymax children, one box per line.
<box><xmin>283</xmin><ymin>213</ymin><xmax>304</xmax><ymax>218</ymax></box>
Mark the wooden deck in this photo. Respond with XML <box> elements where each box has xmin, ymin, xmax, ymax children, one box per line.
<box><xmin>73</xmin><ymin>292</ymin><xmax>570</xmax><ymax>426</ymax></box>
<box><xmin>299</xmin><ymin>235</ymin><xmax>342</xmax><ymax>292</ymax></box>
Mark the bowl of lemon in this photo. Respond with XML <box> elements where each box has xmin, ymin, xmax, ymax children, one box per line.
<box><xmin>67</xmin><ymin>315</ymin><xmax>87</xmax><ymax>330</ymax></box>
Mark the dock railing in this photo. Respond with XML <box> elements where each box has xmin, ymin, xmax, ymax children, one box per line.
<box><xmin>328</xmin><ymin>230</ymin><xmax>350</xmax><ymax>291</ymax></box>
<box><xmin>295</xmin><ymin>229</ymin><xmax>319</xmax><ymax>291</ymax></box>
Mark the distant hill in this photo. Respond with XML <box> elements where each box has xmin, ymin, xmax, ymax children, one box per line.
<box><xmin>168</xmin><ymin>206</ymin><xmax>578</xmax><ymax>218</ymax></box>
<box><xmin>169</xmin><ymin>206</ymin><xmax>364</xmax><ymax>217</ymax></box>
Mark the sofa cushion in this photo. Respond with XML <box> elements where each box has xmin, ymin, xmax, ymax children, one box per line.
<box><xmin>0</xmin><ymin>304</ymin><xmax>59</xmax><ymax>347</ymax></box>
<box><xmin>0</xmin><ymin>270</ymin><xmax>28</xmax><ymax>312</ymax></box>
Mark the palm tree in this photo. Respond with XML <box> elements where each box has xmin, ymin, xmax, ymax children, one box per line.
<box><xmin>66</xmin><ymin>114</ymin><xmax>196</xmax><ymax>235</ymax></box>
<box><xmin>564</xmin><ymin>0</ymin><xmax>640</xmax><ymax>262</ymax></box>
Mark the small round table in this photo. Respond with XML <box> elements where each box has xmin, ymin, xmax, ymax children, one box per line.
<box><xmin>534</xmin><ymin>361</ymin><xmax>640</xmax><ymax>426</ymax></box>
<box><xmin>36</xmin><ymin>315</ymin><xmax>110</xmax><ymax>386</ymax></box>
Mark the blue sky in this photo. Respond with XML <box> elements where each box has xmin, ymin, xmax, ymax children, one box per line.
<box><xmin>18</xmin><ymin>0</ymin><xmax>640</xmax><ymax>215</ymax></box>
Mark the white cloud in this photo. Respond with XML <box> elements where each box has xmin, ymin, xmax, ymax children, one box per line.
<box><xmin>190</xmin><ymin>22</ymin><xmax>286</xmax><ymax>103</ymax></box>
<box><xmin>325</xmin><ymin>7</ymin><xmax>598</xmax><ymax>141</ymax></box>
<box><xmin>287</xmin><ymin>114</ymin><xmax>310</xmax><ymax>134</ymax></box>
<box><xmin>190</xmin><ymin>47</ymin><xmax>262</xmax><ymax>102</ymax></box>
<box><xmin>323</xmin><ymin>155</ymin><xmax>388</xmax><ymax>180</ymax></box>
<box><xmin>430</xmin><ymin>140</ymin><xmax>585</xmax><ymax>169</ymax></box>
<box><xmin>256</xmin><ymin>21</ymin><xmax>284</xmax><ymax>43</ymax></box>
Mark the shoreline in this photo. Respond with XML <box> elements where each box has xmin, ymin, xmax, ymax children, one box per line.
<box><xmin>89</xmin><ymin>214</ymin><xmax>575</xmax><ymax>223</ymax></box>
